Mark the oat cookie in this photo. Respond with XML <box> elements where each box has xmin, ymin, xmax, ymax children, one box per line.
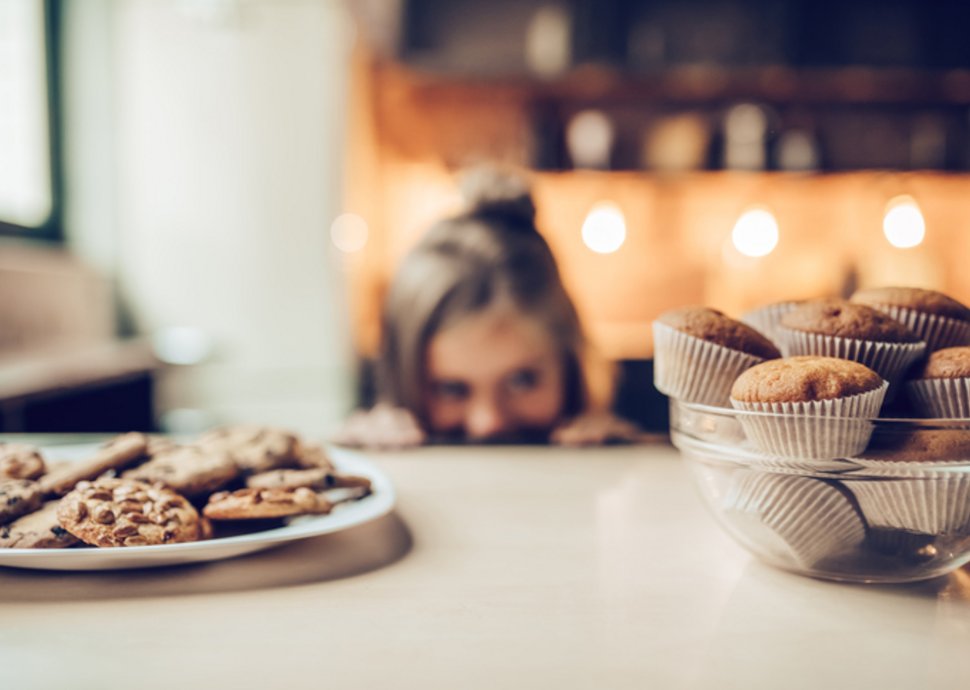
<box><xmin>0</xmin><ymin>501</ymin><xmax>79</xmax><ymax>549</ymax></box>
<box><xmin>39</xmin><ymin>433</ymin><xmax>149</xmax><ymax>497</ymax></box>
<box><xmin>203</xmin><ymin>486</ymin><xmax>331</xmax><ymax>520</ymax></box>
<box><xmin>0</xmin><ymin>479</ymin><xmax>45</xmax><ymax>526</ymax></box>
<box><xmin>197</xmin><ymin>426</ymin><xmax>300</xmax><ymax>474</ymax></box>
<box><xmin>57</xmin><ymin>478</ymin><xmax>201</xmax><ymax>547</ymax></box>
<box><xmin>0</xmin><ymin>444</ymin><xmax>46</xmax><ymax>481</ymax></box>
<box><xmin>246</xmin><ymin>467</ymin><xmax>372</xmax><ymax>494</ymax></box>
<box><xmin>123</xmin><ymin>445</ymin><xmax>239</xmax><ymax>498</ymax></box>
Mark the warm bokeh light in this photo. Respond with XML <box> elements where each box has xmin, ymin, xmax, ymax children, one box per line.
<box><xmin>330</xmin><ymin>212</ymin><xmax>369</xmax><ymax>253</ymax></box>
<box><xmin>525</xmin><ymin>5</ymin><xmax>571</xmax><ymax>78</ymax></box>
<box><xmin>581</xmin><ymin>201</ymin><xmax>626</xmax><ymax>254</ymax></box>
<box><xmin>566</xmin><ymin>110</ymin><xmax>614</xmax><ymax>169</ymax></box>
<box><xmin>883</xmin><ymin>195</ymin><xmax>925</xmax><ymax>249</ymax></box>
<box><xmin>731</xmin><ymin>207</ymin><xmax>779</xmax><ymax>257</ymax></box>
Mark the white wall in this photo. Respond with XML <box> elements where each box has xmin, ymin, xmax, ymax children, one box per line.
<box><xmin>63</xmin><ymin>0</ymin><xmax>357</xmax><ymax>437</ymax></box>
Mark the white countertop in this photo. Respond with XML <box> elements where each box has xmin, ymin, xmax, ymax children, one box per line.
<box><xmin>1</xmin><ymin>442</ymin><xmax>968</xmax><ymax>689</ymax></box>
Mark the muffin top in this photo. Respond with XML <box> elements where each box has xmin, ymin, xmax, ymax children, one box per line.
<box><xmin>851</xmin><ymin>287</ymin><xmax>970</xmax><ymax>323</ymax></box>
<box><xmin>656</xmin><ymin>307</ymin><xmax>780</xmax><ymax>359</ymax></box>
<box><xmin>862</xmin><ymin>429</ymin><xmax>970</xmax><ymax>463</ymax></box>
<box><xmin>781</xmin><ymin>299</ymin><xmax>921</xmax><ymax>343</ymax></box>
<box><xmin>915</xmin><ymin>346</ymin><xmax>970</xmax><ymax>379</ymax></box>
<box><xmin>730</xmin><ymin>356</ymin><xmax>884</xmax><ymax>403</ymax></box>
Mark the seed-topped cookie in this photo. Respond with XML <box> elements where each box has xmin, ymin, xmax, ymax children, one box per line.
<box><xmin>652</xmin><ymin>306</ymin><xmax>780</xmax><ymax>406</ymax></box>
<box><xmin>0</xmin><ymin>443</ymin><xmax>46</xmax><ymax>481</ymax></box>
<box><xmin>57</xmin><ymin>478</ymin><xmax>201</xmax><ymax>547</ymax></box>
<box><xmin>777</xmin><ymin>299</ymin><xmax>925</xmax><ymax>390</ymax></box>
<box><xmin>850</xmin><ymin>286</ymin><xmax>970</xmax><ymax>352</ymax></box>
<box><xmin>906</xmin><ymin>346</ymin><xmax>970</xmax><ymax>418</ymax></box>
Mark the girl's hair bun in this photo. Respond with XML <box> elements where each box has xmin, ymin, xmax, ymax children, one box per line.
<box><xmin>459</xmin><ymin>166</ymin><xmax>536</xmax><ymax>228</ymax></box>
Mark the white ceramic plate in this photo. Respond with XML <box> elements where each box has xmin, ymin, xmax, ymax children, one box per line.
<box><xmin>0</xmin><ymin>444</ymin><xmax>395</xmax><ymax>571</ymax></box>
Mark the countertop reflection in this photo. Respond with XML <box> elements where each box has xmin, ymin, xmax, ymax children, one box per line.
<box><xmin>0</xmin><ymin>442</ymin><xmax>967</xmax><ymax>690</ymax></box>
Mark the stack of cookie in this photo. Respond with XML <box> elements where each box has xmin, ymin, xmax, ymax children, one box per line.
<box><xmin>0</xmin><ymin>427</ymin><xmax>371</xmax><ymax>550</ymax></box>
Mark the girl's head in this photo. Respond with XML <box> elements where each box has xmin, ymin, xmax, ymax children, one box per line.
<box><xmin>377</xmin><ymin>169</ymin><xmax>607</xmax><ymax>441</ymax></box>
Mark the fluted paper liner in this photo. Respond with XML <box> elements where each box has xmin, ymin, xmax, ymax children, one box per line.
<box><xmin>730</xmin><ymin>381</ymin><xmax>888</xmax><ymax>460</ymax></box>
<box><xmin>866</xmin><ymin>304</ymin><xmax>970</xmax><ymax>353</ymax></box>
<box><xmin>741</xmin><ymin>302</ymin><xmax>799</xmax><ymax>343</ymax></box>
<box><xmin>652</xmin><ymin>322</ymin><xmax>767</xmax><ymax>406</ymax></box>
<box><xmin>906</xmin><ymin>376</ymin><xmax>970</xmax><ymax>419</ymax></box>
<box><xmin>848</xmin><ymin>474</ymin><xmax>970</xmax><ymax>536</ymax></box>
<box><xmin>722</xmin><ymin>473</ymin><xmax>866</xmax><ymax>568</ymax></box>
<box><xmin>776</xmin><ymin>328</ymin><xmax>926</xmax><ymax>388</ymax></box>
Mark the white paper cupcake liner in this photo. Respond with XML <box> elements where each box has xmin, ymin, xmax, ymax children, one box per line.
<box><xmin>776</xmin><ymin>328</ymin><xmax>926</xmax><ymax>387</ymax></box>
<box><xmin>652</xmin><ymin>322</ymin><xmax>767</xmax><ymax>407</ymax></box>
<box><xmin>722</xmin><ymin>473</ymin><xmax>866</xmax><ymax>568</ymax></box>
<box><xmin>906</xmin><ymin>377</ymin><xmax>970</xmax><ymax>419</ymax></box>
<box><xmin>866</xmin><ymin>305</ymin><xmax>970</xmax><ymax>353</ymax></box>
<box><xmin>847</xmin><ymin>475</ymin><xmax>970</xmax><ymax>536</ymax></box>
<box><xmin>730</xmin><ymin>382</ymin><xmax>888</xmax><ymax>460</ymax></box>
<box><xmin>741</xmin><ymin>302</ymin><xmax>799</xmax><ymax>343</ymax></box>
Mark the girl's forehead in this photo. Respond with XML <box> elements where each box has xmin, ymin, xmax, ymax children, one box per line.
<box><xmin>437</xmin><ymin>301</ymin><xmax>548</xmax><ymax>339</ymax></box>
<box><xmin>429</xmin><ymin>304</ymin><xmax>557</xmax><ymax>362</ymax></box>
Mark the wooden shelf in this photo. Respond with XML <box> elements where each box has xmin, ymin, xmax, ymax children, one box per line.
<box><xmin>386</xmin><ymin>62</ymin><xmax>970</xmax><ymax>107</ymax></box>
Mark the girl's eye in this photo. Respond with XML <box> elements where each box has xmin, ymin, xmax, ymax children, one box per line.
<box><xmin>506</xmin><ymin>368</ymin><xmax>540</xmax><ymax>393</ymax></box>
<box><xmin>432</xmin><ymin>380</ymin><xmax>470</xmax><ymax>401</ymax></box>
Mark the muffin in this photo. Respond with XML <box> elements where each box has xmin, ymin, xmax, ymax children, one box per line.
<box><xmin>847</xmin><ymin>429</ymin><xmax>970</xmax><ymax>537</ymax></box>
<box><xmin>653</xmin><ymin>307</ymin><xmax>781</xmax><ymax>406</ymax></box>
<box><xmin>905</xmin><ymin>346</ymin><xmax>970</xmax><ymax>418</ymax></box>
<box><xmin>730</xmin><ymin>356</ymin><xmax>887</xmax><ymax>460</ymax></box>
<box><xmin>850</xmin><ymin>286</ymin><xmax>970</xmax><ymax>352</ymax></box>
<box><xmin>741</xmin><ymin>300</ymin><xmax>803</xmax><ymax>343</ymax></box>
<box><xmin>776</xmin><ymin>299</ymin><xmax>925</xmax><ymax>389</ymax></box>
<box><xmin>721</xmin><ymin>472</ymin><xmax>866</xmax><ymax>570</ymax></box>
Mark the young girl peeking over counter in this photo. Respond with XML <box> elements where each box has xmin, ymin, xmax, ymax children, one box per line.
<box><xmin>334</xmin><ymin>168</ymin><xmax>643</xmax><ymax>448</ymax></box>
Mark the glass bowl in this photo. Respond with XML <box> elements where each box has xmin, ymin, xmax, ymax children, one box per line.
<box><xmin>670</xmin><ymin>399</ymin><xmax>970</xmax><ymax>583</ymax></box>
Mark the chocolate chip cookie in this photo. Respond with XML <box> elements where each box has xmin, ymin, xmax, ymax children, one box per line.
<box><xmin>246</xmin><ymin>467</ymin><xmax>372</xmax><ymax>494</ymax></box>
<box><xmin>123</xmin><ymin>445</ymin><xmax>239</xmax><ymax>498</ymax></box>
<box><xmin>294</xmin><ymin>443</ymin><xmax>336</xmax><ymax>472</ymax></box>
<box><xmin>0</xmin><ymin>443</ymin><xmax>46</xmax><ymax>481</ymax></box>
<box><xmin>0</xmin><ymin>501</ymin><xmax>79</xmax><ymax>549</ymax></box>
<box><xmin>57</xmin><ymin>478</ymin><xmax>201</xmax><ymax>547</ymax></box>
<box><xmin>0</xmin><ymin>479</ymin><xmax>45</xmax><ymax>525</ymax></box>
<box><xmin>202</xmin><ymin>486</ymin><xmax>331</xmax><ymax>520</ymax></box>
<box><xmin>197</xmin><ymin>426</ymin><xmax>300</xmax><ymax>474</ymax></box>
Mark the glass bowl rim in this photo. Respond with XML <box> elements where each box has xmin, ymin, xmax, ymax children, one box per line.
<box><xmin>672</xmin><ymin>398</ymin><xmax>970</xmax><ymax>425</ymax></box>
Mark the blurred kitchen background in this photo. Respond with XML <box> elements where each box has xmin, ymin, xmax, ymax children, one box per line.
<box><xmin>3</xmin><ymin>0</ymin><xmax>970</xmax><ymax>436</ymax></box>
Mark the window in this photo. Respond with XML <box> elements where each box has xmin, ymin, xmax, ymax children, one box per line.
<box><xmin>0</xmin><ymin>0</ymin><xmax>59</xmax><ymax>237</ymax></box>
